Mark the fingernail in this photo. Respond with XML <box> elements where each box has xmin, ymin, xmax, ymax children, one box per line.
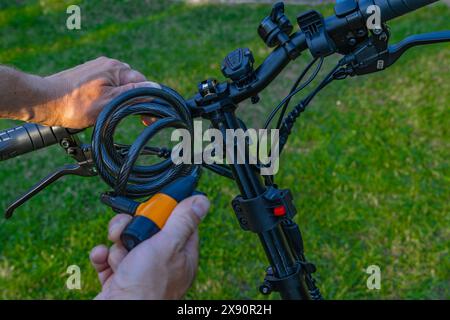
<box><xmin>191</xmin><ymin>196</ymin><xmax>210</xmax><ymax>220</ymax></box>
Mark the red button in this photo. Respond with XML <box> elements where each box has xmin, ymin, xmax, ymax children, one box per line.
<box><xmin>273</xmin><ymin>205</ymin><xmax>286</xmax><ymax>216</ymax></box>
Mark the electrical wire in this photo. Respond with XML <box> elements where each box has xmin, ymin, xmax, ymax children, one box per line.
<box><xmin>263</xmin><ymin>57</ymin><xmax>324</xmax><ymax>130</ymax></box>
<box><xmin>276</xmin><ymin>57</ymin><xmax>324</xmax><ymax>130</ymax></box>
<box><xmin>277</xmin><ymin>63</ymin><xmax>340</xmax><ymax>155</ymax></box>
<box><xmin>260</xmin><ymin>63</ymin><xmax>341</xmax><ymax>185</ymax></box>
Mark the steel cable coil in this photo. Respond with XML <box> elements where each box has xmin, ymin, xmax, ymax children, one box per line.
<box><xmin>91</xmin><ymin>86</ymin><xmax>195</xmax><ymax>198</ymax></box>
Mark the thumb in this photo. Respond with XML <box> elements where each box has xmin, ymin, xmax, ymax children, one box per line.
<box><xmin>159</xmin><ymin>195</ymin><xmax>210</xmax><ymax>251</ymax></box>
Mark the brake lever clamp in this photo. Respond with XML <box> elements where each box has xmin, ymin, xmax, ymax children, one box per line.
<box><xmin>4</xmin><ymin>134</ymin><xmax>97</xmax><ymax>219</ymax></box>
<box><xmin>338</xmin><ymin>23</ymin><xmax>391</xmax><ymax>76</ymax></box>
<box><xmin>339</xmin><ymin>26</ymin><xmax>450</xmax><ymax>77</ymax></box>
<box><xmin>258</xmin><ymin>2</ymin><xmax>293</xmax><ymax>48</ymax></box>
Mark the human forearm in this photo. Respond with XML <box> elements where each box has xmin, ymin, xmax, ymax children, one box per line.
<box><xmin>0</xmin><ymin>58</ymin><xmax>156</xmax><ymax>129</ymax></box>
<box><xmin>0</xmin><ymin>65</ymin><xmax>58</xmax><ymax>124</ymax></box>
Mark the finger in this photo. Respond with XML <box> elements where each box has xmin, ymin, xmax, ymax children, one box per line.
<box><xmin>107</xmin><ymin>243</ymin><xmax>128</xmax><ymax>272</ymax></box>
<box><xmin>83</xmin><ymin>81</ymin><xmax>161</xmax><ymax>128</ymax></box>
<box><xmin>141</xmin><ymin>115</ymin><xmax>158</xmax><ymax>126</ymax></box>
<box><xmin>119</xmin><ymin>69</ymin><xmax>146</xmax><ymax>85</ymax></box>
<box><xmin>98</xmin><ymin>268</ymin><xmax>113</xmax><ymax>286</ymax></box>
<box><xmin>90</xmin><ymin>245</ymin><xmax>109</xmax><ymax>272</ymax></box>
<box><xmin>108</xmin><ymin>214</ymin><xmax>132</xmax><ymax>243</ymax></box>
<box><xmin>90</xmin><ymin>245</ymin><xmax>113</xmax><ymax>285</ymax></box>
<box><xmin>160</xmin><ymin>195</ymin><xmax>210</xmax><ymax>251</ymax></box>
<box><xmin>111</xmin><ymin>81</ymin><xmax>161</xmax><ymax>97</ymax></box>
<box><xmin>87</xmin><ymin>81</ymin><xmax>161</xmax><ymax>124</ymax></box>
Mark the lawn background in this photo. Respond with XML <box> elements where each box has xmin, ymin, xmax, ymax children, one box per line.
<box><xmin>0</xmin><ymin>0</ymin><xmax>448</xmax><ymax>299</ymax></box>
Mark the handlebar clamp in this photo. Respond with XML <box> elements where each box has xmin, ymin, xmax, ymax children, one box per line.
<box><xmin>258</xmin><ymin>2</ymin><xmax>293</xmax><ymax>48</ymax></box>
<box><xmin>297</xmin><ymin>10</ymin><xmax>335</xmax><ymax>58</ymax></box>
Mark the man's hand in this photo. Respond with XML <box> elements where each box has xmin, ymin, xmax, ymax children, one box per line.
<box><xmin>0</xmin><ymin>57</ymin><xmax>157</xmax><ymax>129</ymax></box>
<box><xmin>44</xmin><ymin>57</ymin><xmax>157</xmax><ymax>128</ymax></box>
<box><xmin>90</xmin><ymin>195</ymin><xmax>210</xmax><ymax>300</ymax></box>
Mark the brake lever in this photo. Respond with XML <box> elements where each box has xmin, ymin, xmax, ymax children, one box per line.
<box><xmin>4</xmin><ymin>135</ymin><xmax>97</xmax><ymax>219</ymax></box>
<box><xmin>387</xmin><ymin>31</ymin><xmax>450</xmax><ymax>67</ymax></box>
<box><xmin>5</xmin><ymin>162</ymin><xmax>96</xmax><ymax>218</ymax></box>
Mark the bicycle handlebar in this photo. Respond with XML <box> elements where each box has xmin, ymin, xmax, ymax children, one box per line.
<box><xmin>188</xmin><ymin>0</ymin><xmax>440</xmax><ymax>108</ymax></box>
<box><xmin>0</xmin><ymin>124</ymin><xmax>77</xmax><ymax>161</ymax></box>
<box><xmin>359</xmin><ymin>0</ymin><xmax>439</xmax><ymax>22</ymax></box>
<box><xmin>0</xmin><ymin>0</ymin><xmax>443</xmax><ymax>161</ymax></box>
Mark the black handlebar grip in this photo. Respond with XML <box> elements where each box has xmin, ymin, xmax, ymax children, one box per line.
<box><xmin>0</xmin><ymin>123</ymin><xmax>75</xmax><ymax>161</ymax></box>
<box><xmin>359</xmin><ymin>0</ymin><xmax>439</xmax><ymax>22</ymax></box>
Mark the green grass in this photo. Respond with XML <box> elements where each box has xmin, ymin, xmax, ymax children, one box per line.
<box><xmin>0</xmin><ymin>0</ymin><xmax>449</xmax><ymax>299</ymax></box>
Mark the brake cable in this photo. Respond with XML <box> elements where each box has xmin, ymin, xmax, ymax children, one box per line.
<box><xmin>263</xmin><ymin>56</ymin><xmax>323</xmax><ymax>130</ymax></box>
<box><xmin>260</xmin><ymin>62</ymin><xmax>343</xmax><ymax>185</ymax></box>
<box><xmin>277</xmin><ymin>63</ymin><xmax>343</xmax><ymax>156</ymax></box>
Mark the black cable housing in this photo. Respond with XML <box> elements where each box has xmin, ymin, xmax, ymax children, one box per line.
<box><xmin>91</xmin><ymin>86</ymin><xmax>195</xmax><ymax>198</ymax></box>
<box><xmin>263</xmin><ymin>57</ymin><xmax>323</xmax><ymax>130</ymax></box>
<box><xmin>278</xmin><ymin>63</ymin><xmax>340</xmax><ymax>155</ymax></box>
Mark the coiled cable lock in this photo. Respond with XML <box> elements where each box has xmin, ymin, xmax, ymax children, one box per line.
<box><xmin>91</xmin><ymin>85</ymin><xmax>196</xmax><ymax>199</ymax></box>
